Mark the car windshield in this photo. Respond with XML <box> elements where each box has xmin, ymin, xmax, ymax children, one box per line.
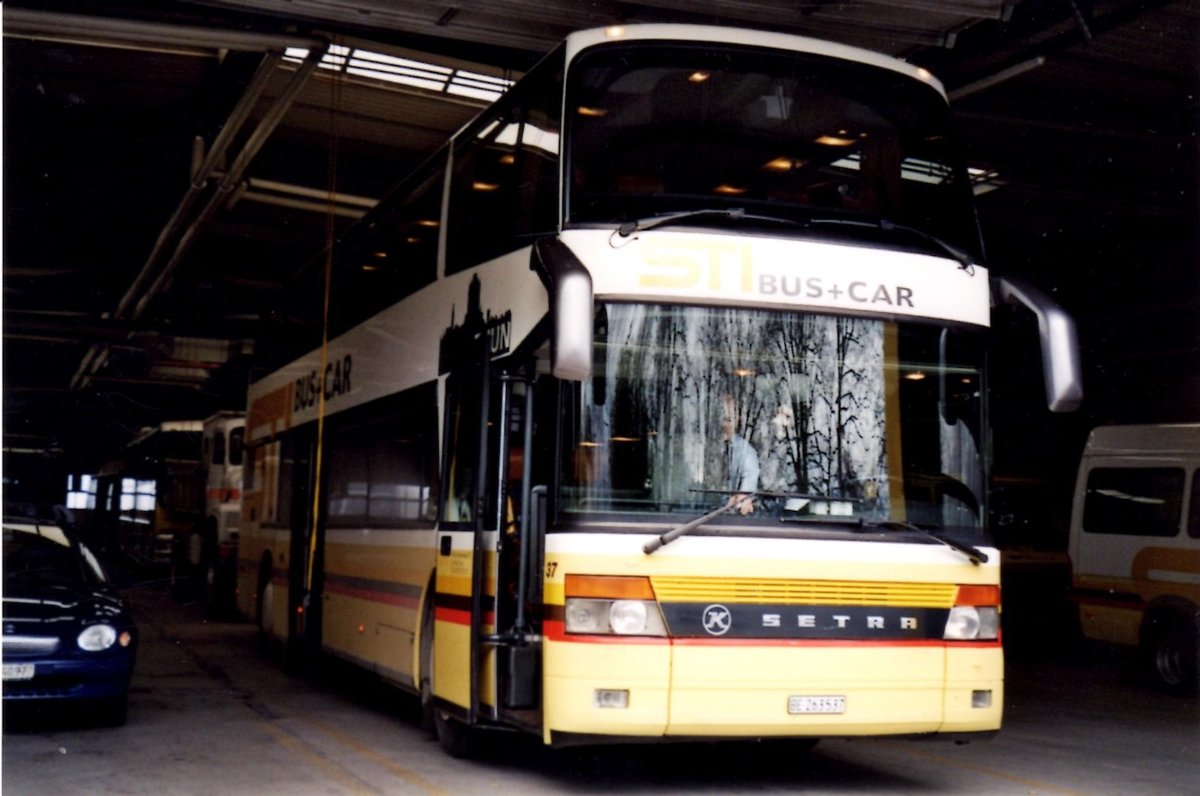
<box><xmin>558</xmin><ymin>304</ymin><xmax>985</xmax><ymax>535</ymax></box>
<box><xmin>3</xmin><ymin>523</ymin><xmax>103</xmax><ymax>587</ymax></box>
<box><xmin>566</xmin><ymin>42</ymin><xmax>981</xmax><ymax>259</ymax></box>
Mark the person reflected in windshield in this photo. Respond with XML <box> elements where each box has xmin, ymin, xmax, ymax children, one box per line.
<box><xmin>720</xmin><ymin>394</ymin><xmax>759</xmax><ymax>515</ymax></box>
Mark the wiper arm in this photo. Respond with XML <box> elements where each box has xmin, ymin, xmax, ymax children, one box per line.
<box><xmin>805</xmin><ymin>217</ymin><xmax>978</xmax><ymax>272</ymax></box>
<box><xmin>617</xmin><ymin>208</ymin><xmax>802</xmax><ymax>238</ymax></box>
<box><xmin>866</xmin><ymin>519</ymin><xmax>988</xmax><ymax>566</ymax></box>
<box><xmin>643</xmin><ymin>492</ymin><xmax>757</xmax><ymax>554</ymax></box>
<box><xmin>616</xmin><ymin>210</ymin><xmax>978</xmax><ymax>272</ymax></box>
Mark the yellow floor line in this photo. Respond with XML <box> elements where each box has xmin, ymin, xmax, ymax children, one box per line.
<box><xmin>877</xmin><ymin>741</ymin><xmax>1092</xmax><ymax>796</ymax></box>
<box><xmin>258</xmin><ymin>719</ymin><xmax>381</xmax><ymax>795</ymax></box>
<box><xmin>309</xmin><ymin>719</ymin><xmax>454</xmax><ymax>796</ymax></box>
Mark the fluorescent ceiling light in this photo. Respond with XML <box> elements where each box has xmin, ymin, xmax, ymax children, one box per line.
<box><xmin>285</xmin><ymin>46</ymin><xmax>513</xmax><ymax>102</ymax></box>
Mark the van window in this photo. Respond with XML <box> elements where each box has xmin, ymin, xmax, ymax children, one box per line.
<box><xmin>229</xmin><ymin>427</ymin><xmax>245</xmax><ymax>467</ymax></box>
<box><xmin>1082</xmin><ymin>467</ymin><xmax>1184</xmax><ymax>537</ymax></box>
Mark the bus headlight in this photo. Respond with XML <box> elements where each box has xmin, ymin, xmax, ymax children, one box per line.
<box><xmin>564</xmin><ymin>599</ymin><xmax>610</xmax><ymax>634</ymax></box>
<box><xmin>564</xmin><ymin>598</ymin><xmax>667</xmax><ymax>636</ymax></box>
<box><xmin>563</xmin><ymin>575</ymin><xmax>667</xmax><ymax>637</ymax></box>
<box><xmin>609</xmin><ymin>600</ymin><xmax>649</xmax><ymax>635</ymax></box>
<box><xmin>943</xmin><ymin>606</ymin><xmax>1000</xmax><ymax>640</ymax></box>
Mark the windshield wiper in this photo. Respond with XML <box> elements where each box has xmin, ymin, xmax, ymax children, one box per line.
<box><xmin>615</xmin><ymin>210</ymin><xmax>978</xmax><ymax>272</ymax></box>
<box><xmin>616</xmin><ymin>208</ymin><xmax>802</xmax><ymax>238</ymax></box>
<box><xmin>802</xmin><ymin>217</ymin><xmax>978</xmax><ymax>272</ymax></box>
<box><xmin>643</xmin><ymin>492</ymin><xmax>758</xmax><ymax>554</ymax></box>
<box><xmin>615</xmin><ymin>208</ymin><xmax>976</xmax><ymax>268</ymax></box>
<box><xmin>864</xmin><ymin>519</ymin><xmax>988</xmax><ymax>566</ymax></box>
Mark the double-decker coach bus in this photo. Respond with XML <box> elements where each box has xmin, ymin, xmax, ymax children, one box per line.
<box><xmin>237</xmin><ymin>24</ymin><xmax>1083</xmax><ymax>755</ymax></box>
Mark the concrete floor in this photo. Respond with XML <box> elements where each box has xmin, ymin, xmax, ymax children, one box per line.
<box><xmin>3</xmin><ymin>585</ymin><xmax>1197</xmax><ymax>795</ymax></box>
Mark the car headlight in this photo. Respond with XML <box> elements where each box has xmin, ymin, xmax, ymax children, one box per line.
<box><xmin>78</xmin><ymin>624</ymin><xmax>118</xmax><ymax>651</ymax></box>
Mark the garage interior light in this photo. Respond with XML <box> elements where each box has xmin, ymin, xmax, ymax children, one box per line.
<box><xmin>284</xmin><ymin>46</ymin><xmax>513</xmax><ymax>102</ymax></box>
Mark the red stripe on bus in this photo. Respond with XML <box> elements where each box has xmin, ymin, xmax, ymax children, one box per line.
<box><xmin>324</xmin><ymin>582</ymin><xmax>420</xmax><ymax>609</ymax></box>
<box><xmin>434</xmin><ymin>607</ymin><xmax>497</xmax><ymax>626</ymax></box>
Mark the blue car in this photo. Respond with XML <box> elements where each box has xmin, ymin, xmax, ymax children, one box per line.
<box><xmin>3</xmin><ymin>517</ymin><xmax>138</xmax><ymax>725</ymax></box>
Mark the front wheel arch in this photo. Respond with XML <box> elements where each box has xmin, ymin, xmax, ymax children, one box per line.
<box><xmin>418</xmin><ymin>572</ymin><xmax>436</xmax><ymax>733</ymax></box>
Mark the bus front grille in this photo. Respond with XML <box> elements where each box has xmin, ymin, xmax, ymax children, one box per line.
<box><xmin>650</xmin><ymin>577</ymin><xmax>957</xmax><ymax>608</ymax></box>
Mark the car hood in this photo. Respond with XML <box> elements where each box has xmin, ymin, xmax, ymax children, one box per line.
<box><xmin>2</xmin><ymin>583</ymin><xmax>129</xmax><ymax>628</ymax></box>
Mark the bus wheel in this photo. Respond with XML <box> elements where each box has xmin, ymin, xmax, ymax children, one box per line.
<box><xmin>433</xmin><ymin>709</ymin><xmax>477</xmax><ymax>759</ymax></box>
<box><xmin>1148</xmin><ymin>613</ymin><xmax>1198</xmax><ymax>695</ymax></box>
<box><xmin>187</xmin><ymin>531</ymin><xmax>204</xmax><ymax>568</ymax></box>
<box><xmin>257</xmin><ymin>558</ymin><xmax>275</xmax><ymax>637</ymax></box>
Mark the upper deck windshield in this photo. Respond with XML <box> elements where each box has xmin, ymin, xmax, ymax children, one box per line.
<box><xmin>558</xmin><ymin>304</ymin><xmax>986</xmax><ymax>537</ymax></box>
<box><xmin>566</xmin><ymin>42</ymin><xmax>981</xmax><ymax>259</ymax></box>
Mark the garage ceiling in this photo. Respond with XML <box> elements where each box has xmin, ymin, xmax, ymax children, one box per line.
<box><xmin>3</xmin><ymin>0</ymin><xmax>1198</xmax><ymax>474</ymax></box>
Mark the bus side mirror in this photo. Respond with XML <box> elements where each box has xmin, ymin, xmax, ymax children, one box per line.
<box><xmin>532</xmin><ymin>238</ymin><xmax>593</xmax><ymax>381</ymax></box>
<box><xmin>994</xmin><ymin>275</ymin><xmax>1083</xmax><ymax>413</ymax></box>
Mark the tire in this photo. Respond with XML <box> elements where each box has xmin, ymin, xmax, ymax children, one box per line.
<box><xmin>187</xmin><ymin>531</ymin><xmax>204</xmax><ymax>568</ymax></box>
<box><xmin>1147</xmin><ymin>612</ymin><xmax>1199</xmax><ymax>696</ymax></box>
<box><xmin>98</xmin><ymin>694</ymin><xmax>128</xmax><ymax>727</ymax></box>
<box><xmin>433</xmin><ymin>708</ymin><xmax>477</xmax><ymax>759</ymax></box>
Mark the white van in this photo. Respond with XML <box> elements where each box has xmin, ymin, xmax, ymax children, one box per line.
<box><xmin>1068</xmin><ymin>424</ymin><xmax>1199</xmax><ymax>693</ymax></box>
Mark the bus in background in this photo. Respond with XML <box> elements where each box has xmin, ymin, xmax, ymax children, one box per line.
<box><xmin>1068</xmin><ymin>424</ymin><xmax>1200</xmax><ymax>694</ymax></box>
<box><xmin>93</xmin><ymin>420</ymin><xmax>205</xmax><ymax>566</ymax></box>
<box><xmin>189</xmin><ymin>412</ymin><xmax>245</xmax><ymax>610</ymax></box>
<box><xmin>236</xmin><ymin>24</ymin><xmax>1082</xmax><ymax>755</ymax></box>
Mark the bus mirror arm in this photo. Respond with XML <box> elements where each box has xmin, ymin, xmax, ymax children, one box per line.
<box><xmin>532</xmin><ymin>238</ymin><xmax>593</xmax><ymax>381</ymax></box>
<box><xmin>994</xmin><ymin>275</ymin><xmax>1083</xmax><ymax>413</ymax></box>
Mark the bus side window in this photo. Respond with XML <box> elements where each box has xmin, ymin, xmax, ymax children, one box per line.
<box><xmin>447</xmin><ymin>102</ymin><xmax>523</xmax><ymax>274</ymax></box>
<box><xmin>447</xmin><ymin>49</ymin><xmax>564</xmax><ymax>274</ymax></box>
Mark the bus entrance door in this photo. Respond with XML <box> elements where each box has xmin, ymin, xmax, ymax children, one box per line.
<box><xmin>486</xmin><ymin>373</ymin><xmax>542</xmax><ymax>726</ymax></box>
<box><xmin>437</xmin><ymin>354</ymin><xmax>542</xmax><ymax>732</ymax></box>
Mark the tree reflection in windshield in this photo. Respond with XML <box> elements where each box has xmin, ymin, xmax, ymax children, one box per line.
<box><xmin>560</xmin><ymin>304</ymin><xmax>984</xmax><ymax>533</ymax></box>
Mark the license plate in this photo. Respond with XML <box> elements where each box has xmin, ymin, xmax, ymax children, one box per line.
<box><xmin>2</xmin><ymin>663</ymin><xmax>35</xmax><ymax>681</ymax></box>
<box><xmin>788</xmin><ymin>695</ymin><xmax>845</xmax><ymax>715</ymax></box>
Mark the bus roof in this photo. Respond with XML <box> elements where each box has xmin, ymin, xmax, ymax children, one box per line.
<box><xmin>1084</xmin><ymin>423</ymin><xmax>1200</xmax><ymax>457</ymax></box>
<box><xmin>564</xmin><ymin>24</ymin><xmax>946</xmax><ymax>99</ymax></box>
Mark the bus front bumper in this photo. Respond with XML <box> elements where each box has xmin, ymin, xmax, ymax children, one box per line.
<box><xmin>543</xmin><ymin>637</ymin><xmax>1003</xmax><ymax>744</ymax></box>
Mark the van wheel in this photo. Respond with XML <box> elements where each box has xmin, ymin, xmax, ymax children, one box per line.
<box><xmin>1148</xmin><ymin>614</ymin><xmax>1198</xmax><ymax>695</ymax></box>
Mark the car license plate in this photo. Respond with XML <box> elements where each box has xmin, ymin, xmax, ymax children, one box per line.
<box><xmin>788</xmin><ymin>695</ymin><xmax>845</xmax><ymax>715</ymax></box>
<box><xmin>2</xmin><ymin>663</ymin><xmax>35</xmax><ymax>681</ymax></box>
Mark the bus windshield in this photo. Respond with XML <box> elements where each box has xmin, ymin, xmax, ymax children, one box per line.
<box><xmin>566</xmin><ymin>42</ymin><xmax>981</xmax><ymax>259</ymax></box>
<box><xmin>558</xmin><ymin>304</ymin><xmax>986</xmax><ymax>535</ymax></box>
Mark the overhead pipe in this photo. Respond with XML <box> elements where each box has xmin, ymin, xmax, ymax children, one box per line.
<box><xmin>948</xmin><ymin>56</ymin><xmax>1046</xmax><ymax>100</ymax></box>
<box><xmin>69</xmin><ymin>49</ymin><xmax>286</xmax><ymax>390</ymax></box>
<box><xmin>59</xmin><ymin>17</ymin><xmax>331</xmax><ymax>388</ymax></box>
<box><xmin>112</xmin><ymin>51</ymin><xmax>285</xmax><ymax>324</ymax></box>
<box><xmin>3</xmin><ymin>7</ymin><xmax>327</xmax><ymax>55</ymax></box>
<box><xmin>129</xmin><ymin>44</ymin><xmax>331</xmax><ymax>324</ymax></box>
